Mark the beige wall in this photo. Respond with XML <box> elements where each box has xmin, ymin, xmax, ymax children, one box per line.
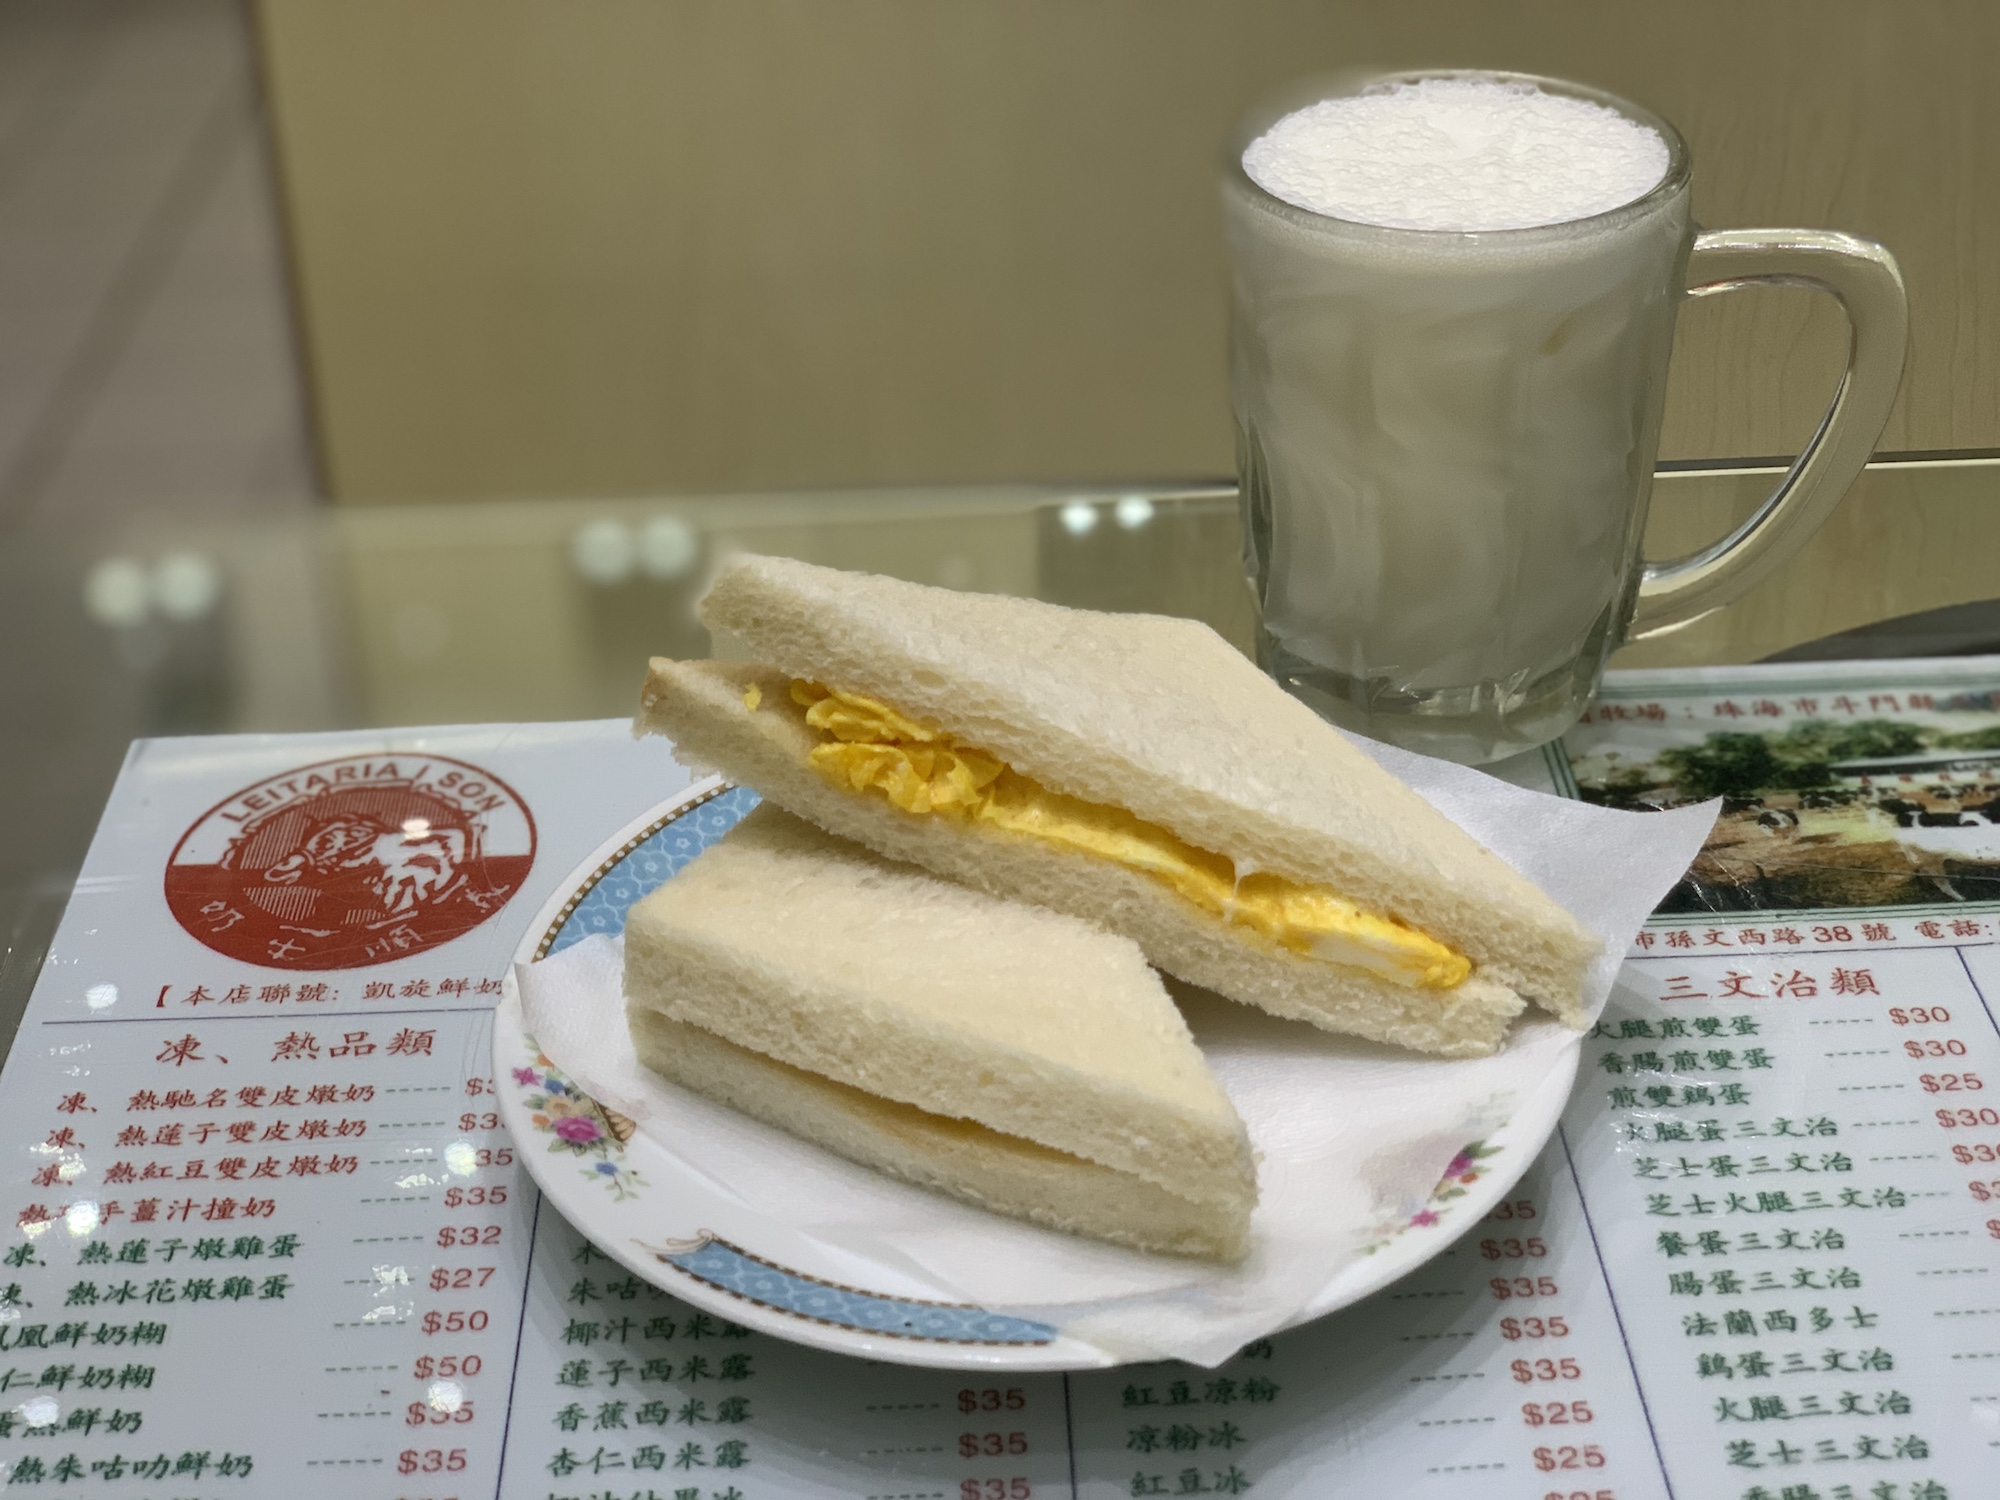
<box><xmin>256</xmin><ymin>0</ymin><xmax>2000</xmax><ymax>503</ymax></box>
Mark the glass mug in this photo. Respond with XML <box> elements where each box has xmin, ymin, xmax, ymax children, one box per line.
<box><xmin>1225</xmin><ymin>70</ymin><xmax>1908</xmax><ymax>764</ymax></box>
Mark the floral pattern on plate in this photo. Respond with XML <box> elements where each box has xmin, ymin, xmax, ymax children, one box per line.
<box><xmin>1361</xmin><ymin>1140</ymin><xmax>1500</xmax><ymax>1254</ymax></box>
<box><xmin>515</xmin><ymin>1052</ymin><xmax>647</xmax><ymax>1202</ymax></box>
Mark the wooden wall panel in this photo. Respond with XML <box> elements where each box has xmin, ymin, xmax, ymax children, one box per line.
<box><xmin>254</xmin><ymin>0</ymin><xmax>2000</xmax><ymax>502</ymax></box>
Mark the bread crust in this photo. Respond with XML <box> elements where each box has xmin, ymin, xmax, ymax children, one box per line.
<box><xmin>641</xmin><ymin>659</ymin><xmax>1528</xmax><ymax>1057</ymax></box>
<box><xmin>693</xmin><ymin>554</ymin><xmax>1598</xmax><ymax>1022</ymax></box>
<box><xmin>631</xmin><ymin>1009</ymin><xmax>1249</xmax><ymax>1261</ymax></box>
<box><xmin>624</xmin><ymin>803</ymin><xmax>1258</xmax><ymax>1210</ymax></box>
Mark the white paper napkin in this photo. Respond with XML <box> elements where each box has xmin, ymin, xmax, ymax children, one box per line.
<box><xmin>518</xmin><ymin>750</ymin><xmax>1716</xmax><ymax>1366</ymax></box>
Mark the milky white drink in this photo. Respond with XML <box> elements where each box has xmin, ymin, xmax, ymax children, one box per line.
<box><xmin>1226</xmin><ymin>74</ymin><xmax>1687</xmax><ymax>762</ymax></box>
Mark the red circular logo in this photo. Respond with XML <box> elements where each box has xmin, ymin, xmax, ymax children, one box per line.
<box><xmin>165</xmin><ymin>753</ymin><xmax>537</xmax><ymax>970</ymax></box>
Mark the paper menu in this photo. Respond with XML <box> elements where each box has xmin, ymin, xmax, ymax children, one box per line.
<box><xmin>0</xmin><ymin>722</ymin><xmax>693</xmax><ymax>1499</ymax></box>
<box><xmin>0</xmin><ymin>660</ymin><xmax>1993</xmax><ymax>1498</ymax></box>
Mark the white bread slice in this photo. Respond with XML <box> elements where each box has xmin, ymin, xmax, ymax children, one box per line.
<box><xmin>630</xmin><ymin>1008</ymin><xmax>1247</xmax><ymax>1260</ymax></box>
<box><xmin>667</xmin><ymin>554</ymin><xmax>1598</xmax><ymax>1039</ymax></box>
<box><xmin>693</xmin><ymin>554</ymin><xmax>1597</xmax><ymax>1018</ymax></box>
<box><xmin>623</xmin><ymin>804</ymin><xmax>1256</xmax><ymax>1242</ymax></box>
<box><xmin>644</xmin><ymin>658</ymin><xmax>1529</xmax><ymax>1057</ymax></box>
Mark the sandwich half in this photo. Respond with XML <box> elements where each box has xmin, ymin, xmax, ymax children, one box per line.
<box><xmin>623</xmin><ymin>803</ymin><xmax>1257</xmax><ymax>1260</ymax></box>
<box><xmin>638</xmin><ymin>554</ymin><xmax>1600</xmax><ymax>1059</ymax></box>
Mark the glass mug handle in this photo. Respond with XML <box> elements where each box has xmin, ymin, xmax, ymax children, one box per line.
<box><xmin>1624</xmin><ymin>228</ymin><xmax>1909</xmax><ymax>641</ymax></box>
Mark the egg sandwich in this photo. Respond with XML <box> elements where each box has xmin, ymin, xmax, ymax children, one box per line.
<box><xmin>623</xmin><ymin>804</ymin><xmax>1258</xmax><ymax>1260</ymax></box>
<box><xmin>639</xmin><ymin>554</ymin><xmax>1600</xmax><ymax>1058</ymax></box>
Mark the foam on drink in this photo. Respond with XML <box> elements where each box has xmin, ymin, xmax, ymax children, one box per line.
<box><xmin>1243</xmin><ymin>77</ymin><xmax>1669</xmax><ymax>232</ymax></box>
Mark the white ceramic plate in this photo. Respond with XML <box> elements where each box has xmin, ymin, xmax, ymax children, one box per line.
<box><xmin>495</xmin><ymin>778</ymin><xmax>1579</xmax><ymax>1371</ymax></box>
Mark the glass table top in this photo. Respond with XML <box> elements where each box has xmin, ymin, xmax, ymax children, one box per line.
<box><xmin>4</xmin><ymin>461</ymin><xmax>1999</xmax><ymax>1055</ymax></box>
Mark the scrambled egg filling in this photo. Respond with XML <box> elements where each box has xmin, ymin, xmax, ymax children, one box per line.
<box><xmin>785</xmin><ymin>681</ymin><xmax>1470</xmax><ymax>991</ymax></box>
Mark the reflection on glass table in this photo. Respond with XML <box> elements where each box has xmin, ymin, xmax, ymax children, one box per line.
<box><xmin>3</xmin><ymin>460</ymin><xmax>1997</xmax><ymax>1057</ymax></box>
